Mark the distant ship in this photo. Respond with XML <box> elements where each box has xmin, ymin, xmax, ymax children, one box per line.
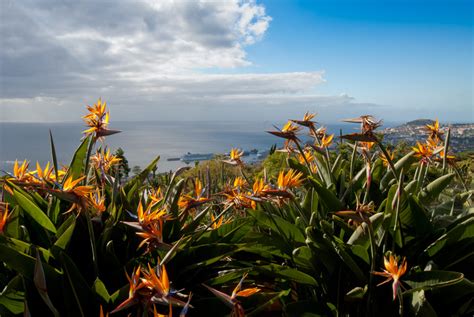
<box><xmin>180</xmin><ymin>152</ymin><xmax>214</xmax><ymax>163</ymax></box>
<box><xmin>256</xmin><ymin>150</ymin><xmax>269</xmax><ymax>159</ymax></box>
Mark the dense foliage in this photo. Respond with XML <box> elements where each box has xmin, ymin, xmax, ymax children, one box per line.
<box><xmin>0</xmin><ymin>100</ymin><xmax>472</xmax><ymax>317</ymax></box>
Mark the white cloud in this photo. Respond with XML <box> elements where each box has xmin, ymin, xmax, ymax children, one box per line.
<box><xmin>0</xmin><ymin>0</ymin><xmax>379</xmax><ymax>122</ymax></box>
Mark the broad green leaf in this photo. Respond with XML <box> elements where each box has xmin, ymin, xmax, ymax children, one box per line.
<box><xmin>124</xmin><ymin>156</ymin><xmax>160</xmax><ymax>192</ymax></box>
<box><xmin>60</xmin><ymin>252</ymin><xmax>93</xmax><ymax>317</ymax></box>
<box><xmin>425</xmin><ymin>278</ymin><xmax>474</xmax><ymax>315</ymax></box>
<box><xmin>287</xmin><ymin>157</ymin><xmax>310</xmax><ymax>177</ymax></box>
<box><xmin>0</xmin><ymin>244</ymin><xmax>61</xmax><ymax>282</ymax></box>
<box><xmin>399</xmin><ymin>196</ymin><xmax>433</xmax><ymax>240</ymax></box>
<box><xmin>248</xmin><ymin>289</ymin><xmax>291</xmax><ymax>316</ymax></box>
<box><xmin>64</xmin><ymin>135</ymin><xmax>92</xmax><ymax>182</ymax></box>
<box><xmin>197</xmin><ymin>218</ymin><xmax>251</xmax><ymax>245</ymax></box>
<box><xmin>55</xmin><ymin>215</ymin><xmax>75</xmax><ymax>238</ymax></box>
<box><xmin>257</xmin><ymin>264</ymin><xmax>318</xmax><ymax>286</ymax></box>
<box><xmin>404</xmin><ymin>270</ymin><xmax>464</xmax><ymax>291</ymax></box>
<box><xmin>0</xmin><ymin>236</ymin><xmax>52</xmax><ymax>262</ymax></box>
<box><xmin>314</xmin><ymin>152</ymin><xmax>333</xmax><ymax>187</ymax></box>
<box><xmin>47</xmin><ymin>198</ymin><xmax>61</xmax><ymax>225</ymax></box>
<box><xmin>308</xmin><ymin>177</ymin><xmax>342</xmax><ymax>212</ymax></box>
<box><xmin>53</xmin><ymin>217</ymin><xmax>76</xmax><ymax>250</ymax></box>
<box><xmin>347</xmin><ymin>213</ymin><xmax>384</xmax><ymax>246</ymax></box>
<box><xmin>207</xmin><ymin>270</ymin><xmax>248</xmax><ymax>286</ymax></box>
<box><xmin>0</xmin><ymin>275</ymin><xmax>25</xmax><ymax>315</ymax></box>
<box><xmin>248</xmin><ymin>209</ymin><xmax>305</xmax><ymax>244</ymax></box>
<box><xmin>419</xmin><ymin>173</ymin><xmax>455</xmax><ymax>203</ymax></box>
<box><xmin>330</xmin><ymin>240</ymin><xmax>366</xmax><ymax>283</ymax></box>
<box><xmin>34</xmin><ymin>250</ymin><xmax>60</xmax><ymax>317</ymax></box>
<box><xmin>4</xmin><ymin>205</ymin><xmax>20</xmax><ymax>239</ymax></box>
<box><xmin>241</xmin><ymin>235</ymin><xmax>292</xmax><ymax>260</ymax></box>
<box><xmin>168</xmin><ymin>178</ymin><xmax>185</xmax><ymax>219</ymax></box>
<box><xmin>404</xmin><ymin>180</ymin><xmax>417</xmax><ymax>194</ymax></box>
<box><xmin>293</xmin><ymin>246</ymin><xmax>317</xmax><ymax>271</ymax></box>
<box><xmin>109</xmin><ymin>284</ymin><xmax>129</xmax><ymax>307</ymax></box>
<box><xmin>345</xmin><ymin>285</ymin><xmax>367</xmax><ymax>301</ymax></box>
<box><xmin>92</xmin><ymin>278</ymin><xmax>111</xmax><ymax>303</ymax></box>
<box><xmin>12</xmin><ymin>188</ymin><xmax>56</xmax><ymax>233</ymax></box>
<box><xmin>380</xmin><ymin>151</ymin><xmax>416</xmax><ymax>190</ymax></box>
<box><xmin>403</xmin><ymin>289</ymin><xmax>438</xmax><ymax>317</ymax></box>
<box><xmin>424</xmin><ymin>216</ymin><xmax>474</xmax><ymax>259</ymax></box>
<box><xmin>182</xmin><ymin>206</ymin><xmax>211</xmax><ymax>235</ymax></box>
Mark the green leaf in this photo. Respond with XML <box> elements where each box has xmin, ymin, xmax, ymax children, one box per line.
<box><xmin>347</xmin><ymin>213</ymin><xmax>384</xmax><ymax>246</ymax></box>
<box><xmin>59</xmin><ymin>252</ymin><xmax>92</xmax><ymax>317</ymax></box>
<box><xmin>380</xmin><ymin>151</ymin><xmax>416</xmax><ymax>190</ymax></box>
<box><xmin>182</xmin><ymin>206</ymin><xmax>211</xmax><ymax>235</ymax></box>
<box><xmin>124</xmin><ymin>156</ymin><xmax>160</xmax><ymax>192</ymax></box>
<box><xmin>64</xmin><ymin>135</ymin><xmax>92</xmax><ymax>182</ymax></box>
<box><xmin>425</xmin><ymin>278</ymin><xmax>474</xmax><ymax>315</ymax></box>
<box><xmin>248</xmin><ymin>289</ymin><xmax>291</xmax><ymax>316</ymax></box>
<box><xmin>423</xmin><ymin>216</ymin><xmax>474</xmax><ymax>259</ymax></box>
<box><xmin>419</xmin><ymin>173</ymin><xmax>455</xmax><ymax>203</ymax></box>
<box><xmin>109</xmin><ymin>284</ymin><xmax>129</xmax><ymax>307</ymax></box>
<box><xmin>399</xmin><ymin>196</ymin><xmax>433</xmax><ymax>239</ymax></box>
<box><xmin>4</xmin><ymin>205</ymin><xmax>20</xmax><ymax>239</ymax></box>
<box><xmin>404</xmin><ymin>180</ymin><xmax>418</xmax><ymax>194</ymax></box>
<box><xmin>34</xmin><ymin>250</ymin><xmax>60</xmax><ymax>317</ymax></box>
<box><xmin>53</xmin><ymin>217</ymin><xmax>76</xmax><ymax>250</ymax></box>
<box><xmin>241</xmin><ymin>234</ymin><xmax>292</xmax><ymax>260</ymax></box>
<box><xmin>403</xmin><ymin>289</ymin><xmax>438</xmax><ymax>317</ymax></box>
<box><xmin>314</xmin><ymin>152</ymin><xmax>333</xmax><ymax>187</ymax></box>
<box><xmin>1</xmin><ymin>236</ymin><xmax>52</xmax><ymax>262</ymax></box>
<box><xmin>48</xmin><ymin>198</ymin><xmax>62</xmax><ymax>225</ymax></box>
<box><xmin>308</xmin><ymin>177</ymin><xmax>342</xmax><ymax>212</ymax></box>
<box><xmin>0</xmin><ymin>275</ymin><xmax>25</xmax><ymax>315</ymax></box>
<box><xmin>92</xmin><ymin>278</ymin><xmax>111</xmax><ymax>304</ymax></box>
<box><xmin>345</xmin><ymin>285</ymin><xmax>367</xmax><ymax>301</ymax></box>
<box><xmin>330</xmin><ymin>240</ymin><xmax>367</xmax><ymax>283</ymax></box>
<box><xmin>404</xmin><ymin>270</ymin><xmax>464</xmax><ymax>291</ymax></box>
<box><xmin>12</xmin><ymin>188</ymin><xmax>56</xmax><ymax>233</ymax></box>
<box><xmin>287</xmin><ymin>157</ymin><xmax>310</xmax><ymax>177</ymax></box>
<box><xmin>248</xmin><ymin>209</ymin><xmax>305</xmax><ymax>244</ymax></box>
<box><xmin>257</xmin><ymin>264</ymin><xmax>318</xmax><ymax>286</ymax></box>
<box><xmin>0</xmin><ymin>243</ymin><xmax>61</xmax><ymax>282</ymax></box>
<box><xmin>168</xmin><ymin>178</ymin><xmax>186</xmax><ymax>219</ymax></box>
<box><xmin>49</xmin><ymin>130</ymin><xmax>59</xmax><ymax>182</ymax></box>
<box><xmin>292</xmin><ymin>246</ymin><xmax>317</xmax><ymax>271</ymax></box>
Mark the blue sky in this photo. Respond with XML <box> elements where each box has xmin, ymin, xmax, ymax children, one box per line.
<box><xmin>244</xmin><ymin>0</ymin><xmax>473</xmax><ymax>121</ymax></box>
<box><xmin>0</xmin><ymin>0</ymin><xmax>472</xmax><ymax>123</ymax></box>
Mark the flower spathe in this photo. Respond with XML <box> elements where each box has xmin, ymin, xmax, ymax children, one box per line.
<box><xmin>82</xmin><ymin>98</ymin><xmax>120</xmax><ymax>139</ymax></box>
<box><xmin>412</xmin><ymin>141</ymin><xmax>433</xmax><ymax>163</ymax></box>
<box><xmin>203</xmin><ymin>273</ymin><xmax>260</xmax><ymax>317</ymax></box>
<box><xmin>277</xmin><ymin>169</ymin><xmax>303</xmax><ymax>190</ymax></box>
<box><xmin>425</xmin><ymin>119</ymin><xmax>444</xmax><ymax>142</ymax></box>
<box><xmin>113</xmin><ymin>263</ymin><xmax>191</xmax><ymax>314</ymax></box>
<box><xmin>373</xmin><ymin>254</ymin><xmax>407</xmax><ymax>301</ymax></box>
<box><xmin>0</xmin><ymin>203</ymin><xmax>10</xmax><ymax>234</ymax></box>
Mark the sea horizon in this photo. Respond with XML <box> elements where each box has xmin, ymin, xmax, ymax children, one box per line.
<box><xmin>0</xmin><ymin>120</ymin><xmax>402</xmax><ymax>173</ymax></box>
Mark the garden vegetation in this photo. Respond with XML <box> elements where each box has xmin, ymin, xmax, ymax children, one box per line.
<box><xmin>0</xmin><ymin>99</ymin><xmax>472</xmax><ymax>316</ymax></box>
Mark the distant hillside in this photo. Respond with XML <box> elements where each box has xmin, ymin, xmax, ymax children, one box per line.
<box><xmin>382</xmin><ymin>119</ymin><xmax>474</xmax><ymax>152</ymax></box>
<box><xmin>404</xmin><ymin>119</ymin><xmax>434</xmax><ymax>126</ymax></box>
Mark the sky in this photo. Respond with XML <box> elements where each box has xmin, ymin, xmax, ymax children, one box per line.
<box><xmin>0</xmin><ymin>0</ymin><xmax>472</xmax><ymax>123</ymax></box>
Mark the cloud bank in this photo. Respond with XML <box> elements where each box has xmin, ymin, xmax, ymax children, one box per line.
<box><xmin>0</xmin><ymin>0</ymin><xmax>373</xmax><ymax>122</ymax></box>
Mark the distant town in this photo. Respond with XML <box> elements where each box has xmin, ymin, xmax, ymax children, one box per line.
<box><xmin>381</xmin><ymin>119</ymin><xmax>474</xmax><ymax>152</ymax></box>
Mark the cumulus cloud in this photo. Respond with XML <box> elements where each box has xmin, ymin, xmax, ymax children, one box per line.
<box><xmin>0</xmin><ymin>0</ymin><xmax>374</xmax><ymax>122</ymax></box>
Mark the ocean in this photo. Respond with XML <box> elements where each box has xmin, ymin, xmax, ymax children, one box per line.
<box><xmin>0</xmin><ymin>120</ymin><xmax>373</xmax><ymax>173</ymax></box>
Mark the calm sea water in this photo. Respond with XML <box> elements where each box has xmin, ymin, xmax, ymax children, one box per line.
<box><xmin>0</xmin><ymin>121</ymin><xmax>369</xmax><ymax>173</ymax></box>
